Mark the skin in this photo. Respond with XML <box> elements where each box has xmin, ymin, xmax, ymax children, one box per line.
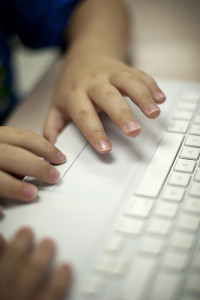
<box><xmin>0</xmin><ymin>227</ymin><xmax>72</xmax><ymax>300</ymax></box>
<box><xmin>44</xmin><ymin>0</ymin><xmax>166</xmax><ymax>154</ymax></box>
<box><xmin>0</xmin><ymin>126</ymin><xmax>66</xmax><ymax>214</ymax></box>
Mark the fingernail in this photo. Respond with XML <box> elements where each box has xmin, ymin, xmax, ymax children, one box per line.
<box><xmin>49</xmin><ymin>168</ymin><xmax>60</xmax><ymax>183</ymax></box>
<box><xmin>96</xmin><ymin>140</ymin><xmax>112</xmax><ymax>152</ymax></box>
<box><xmin>124</xmin><ymin>121</ymin><xmax>141</xmax><ymax>133</ymax></box>
<box><xmin>147</xmin><ymin>103</ymin><xmax>160</xmax><ymax>114</ymax></box>
<box><xmin>24</xmin><ymin>185</ymin><xmax>38</xmax><ymax>201</ymax></box>
<box><xmin>154</xmin><ymin>91</ymin><xmax>166</xmax><ymax>102</ymax></box>
<box><xmin>57</xmin><ymin>151</ymin><xmax>66</xmax><ymax>162</ymax></box>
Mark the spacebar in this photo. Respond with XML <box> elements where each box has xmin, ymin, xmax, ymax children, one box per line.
<box><xmin>135</xmin><ymin>132</ymin><xmax>183</xmax><ymax>198</ymax></box>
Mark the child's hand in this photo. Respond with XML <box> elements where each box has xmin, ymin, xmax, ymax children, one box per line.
<box><xmin>0</xmin><ymin>126</ymin><xmax>66</xmax><ymax>212</ymax></box>
<box><xmin>44</xmin><ymin>55</ymin><xmax>166</xmax><ymax>153</ymax></box>
<box><xmin>0</xmin><ymin>227</ymin><xmax>71</xmax><ymax>300</ymax></box>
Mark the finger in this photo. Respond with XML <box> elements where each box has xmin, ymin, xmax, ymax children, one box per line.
<box><xmin>89</xmin><ymin>83</ymin><xmax>142</xmax><ymax>137</ymax></box>
<box><xmin>0</xmin><ymin>126</ymin><xmax>66</xmax><ymax>165</ymax></box>
<box><xmin>111</xmin><ymin>71</ymin><xmax>161</xmax><ymax>119</ymax></box>
<box><xmin>39</xmin><ymin>264</ymin><xmax>72</xmax><ymax>300</ymax></box>
<box><xmin>0</xmin><ymin>170</ymin><xmax>38</xmax><ymax>201</ymax></box>
<box><xmin>132</xmin><ymin>69</ymin><xmax>166</xmax><ymax>103</ymax></box>
<box><xmin>44</xmin><ymin>107</ymin><xmax>70</xmax><ymax>144</ymax></box>
<box><xmin>0</xmin><ymin>144</ymin><xmax>60</xmax><ymax>184</ymax></box>
<box><xmin>17</xmin><ymin>239</ymin><xmax>55</xmax><ymax>298</ymax></box>
<box><xmin>0</xmin><ymin>227</ymin><xmax>34</xmax><ymax>282</ymax></box>
<box><xmin>66</xmin><ymin>92</ymin><xmax>112</xmax><ymax>153</ymax></box>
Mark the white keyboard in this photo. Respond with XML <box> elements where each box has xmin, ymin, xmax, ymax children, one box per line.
<box><xmin>82</xmin><ymin>91</ymin><xmax>200</xmax><ymax>300</ymax></box>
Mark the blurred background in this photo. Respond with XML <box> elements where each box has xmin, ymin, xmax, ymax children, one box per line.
<box><xmin>12</xmin><ymin>0</ymin><xmax>200</xmax><ymax>99</ymax></box>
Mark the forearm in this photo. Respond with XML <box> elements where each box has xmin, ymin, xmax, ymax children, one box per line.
<box><xmin>65</xmin><ymin>0</ymin><xmax>130</xmax><ymax>60</ymax></box>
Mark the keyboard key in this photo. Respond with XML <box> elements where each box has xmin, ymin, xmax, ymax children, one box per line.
<box><xmin>147</xmin><ymin>217</ymin><xmax>172</xmax><ymax>236</ymax></box>
<box><xmin>139</xmin><ymin>236</ymin><xmax>164</xmax><ymax>255</ymax></box>
<box><xmin>174</xmin><ymin>158</ymin><xmax>196</xmax><ymax>173</ymax></box>
<box><xmin>190</xmin><ymin>124</ymin><xmax>200</xmax><ymax>135</ymax></box>
<box><xmin>168</xmin><ymin>171</ymin><xmax>191</xmax><ymax>187</ymax></box>
<box><xmin>185</xmin><ymin>135</ymin><xmax>200</xmax><ymax>147</ymax></box>
<box><xmin>162</xmin><ymin>185</ymin><xmax>185</xmax><ymax>202</ymax></box>
<box><xmin>167</xmin><ymin>120</ymin><xmax>189</xmax><ymax>133</ymax></box>
<box><xmin>155</xmin><ymin>201</ymin><xmax>179</xmax><ymax>218</ymax></box>
<box><xmin>173</xmin><ymin>111</ymin><xmax>193</xmax><ymax>121</ymax></box>
<box><xmin>178</xmin><ymin>102</ymin><xmax>197</xmax><ymax>112</ymax></box>
<box><xmin>184</xmin><ymin>197</ymin><xmax>200</xmax><ymax>214</ymax></box>
<box><xmin>177</xmin><ymin>213</ymin><xmax>200</xmax><ymax>232</ymax></box>
<box><xmin>125</xmin><ymin>197</ymin><xmax>154</xmax><ymax>218</ymax></box>
<box><xmin>162</xmin><ymin>251</ymin><xmax>189</xmax><ymax>271</ymax></box>
<box><xmin>194</xmin><ymin>168</ymin><xmax>200</xmax><ymax>181</ymax></box>
<box><xmin>180</xmin><ymin>146</ymin><xmax>200</xmax><ymax>160</ymax></box>
<box><xmin>194</xmin><ymin>113</ymin><xmax>200</xmax><ymax>124</ymax></box>
<box><xmin>185</xmin><ymin>273</ymin><xmax>200</xmax><ymax>294</ymax></box>
<box><xmin>191</xmin><ymin>252</ymin><xmax>200</xmax><ymax>271</ymax></box>
<box><xmin>117</xmin><ymin>217</ymin><xmax>144</xmax><ymax>236</ymax></box>
<box><xmin>189</xmin><ymin>182</ymin><xmax>200</xmax><ymax>197</ymax></box>
<box><xmin>170</xmin><ymin>231</ymin><xmax>195</xmax><ymax>251</ymax></box>
<box><xmin>105</xmin><ymin>234</ymin><xmax>124</xmax><ymax>252</ymax></box>
<box><xmin>95</xmin><ymin>254</ymin><xmax>126</xmax><ymax>276</ymax></box>
<box><xmin>119</xmin><ymin>256</ymin><xmax>156</xmax><ymax>300</ymax></box>
<box><xmin>182</xmin><ymin>92</ymin><xmax>200</xmax><ymax>103</ymax></box>
<box><xmin>150</xmin><ymin>272</ymin><xmax>181</xmax><ymax>300</ymax></box>
<box><xmin>135</xmin><ymin>132</ymin><xmax>183</xmax><ymax>198</ymax></box>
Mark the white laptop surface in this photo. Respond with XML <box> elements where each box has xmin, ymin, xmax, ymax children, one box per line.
<box><xmin>1</xmin><ymin>79</ymin><xmax>200</xmax><ymax>300</ymax></box>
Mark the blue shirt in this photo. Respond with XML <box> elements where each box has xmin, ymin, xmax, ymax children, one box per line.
<box><xmin>0</xmin><ymin>0</ymin><xmax>80</xmax><ymax>124</ymax></box>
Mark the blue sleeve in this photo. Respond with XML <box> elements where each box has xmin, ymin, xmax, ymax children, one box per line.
<box><xmin>0</xmin><ymin>0</ymin><xmax>81</xmax><ymax>48</ymax></box>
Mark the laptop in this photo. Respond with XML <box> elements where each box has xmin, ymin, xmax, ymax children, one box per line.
<box><xmin>1</xmin><ymin>79</ymin><xmax>200</xmax><ymax>300</ymax></box>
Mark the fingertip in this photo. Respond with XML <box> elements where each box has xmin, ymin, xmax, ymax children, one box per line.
<box><xmin>152</xmin><ymin>90</ymin><xmax>166</xmax><ymax>104</ymax></box>
<box><xmin>23</xmin><ymin>184</ymin><xmax>38</xmax><ymax>202</ymax></box>
<box><xmin>146</xmin><ymin>103</ymin><xmax>161</xmax><ymax>119</ymax></box>
<box><xmin>94</xmin><ymin>140</ymin><xmax>112</xmax><ymax>154</ymax></box>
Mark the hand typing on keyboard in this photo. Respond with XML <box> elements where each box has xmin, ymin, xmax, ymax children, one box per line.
<box><xmin>44</xmin><ymin>0</ymin><xmax>166</xmax><ymax>154</ymax></box>
<box><xmin>0</xmin><ymin>127</ymin><xmax>66</xmax><ymax>214</ymax></box>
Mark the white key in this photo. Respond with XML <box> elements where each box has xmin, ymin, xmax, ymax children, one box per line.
<box><xmin>178</xmin><ymin>102</ymin><xmax>197</xmax><ymax>112</ymax></box>
<box><xmin>117</xmin><ymin>217</ymin><xmax>144</xmax><ymax>236</ymax></box>
<box><xmin>194</xmin><ymin>113</ymin><xmax>200</xmax><ymax>124</ymax></box>
<box><xmin>184</xmin><ymin>197</ymin><xmax>200</xmax><ymax>214</ymax></box>
<box><xmin>173</xmin><ymin>111</ymin><xmax>193</xmax><ymax>121</ymax></box>
<box><xmin>195</xmin><ymin>168</ymin><xmax>200</xmax><ymax>181</ymax></box>
<box><xmin>182</xmin><ymin>92</ymin><xmax>200</xmax><ymax>103</ymax></box>
<box><xmin>162</xmin><ymin>185</ymin><xmax>185</xmax><ymax>202</ymax></box>
<box><xmin>83</xmin><ymin>275</ymin><xmax>104</xmax><ymax>296</ymax></box>
<box><xmin>119</xmin><ymin>256</ymin><xmax>156</xmax><ymax>300</ymax></box>
<box><xmin>180</xmin><ymin>146</ymin><xmax>200</xmax><ymax>160</ymax></box>
<box><xmin>162</xmin><ymin>252</ymin><xmax>188</xmax><ymax>271</ymax></box>
<box><xmin>185</xmin><ymin>273</ymin><xmax>200</xmax><ymax>294</ymax></box>
<box><xmin>155</xmin><ymin>201</ymin><xmax>179</xmax><ymax>218</ymax></box>
<box><xmin>190</xmin><ymin>124</ymin><xmax>200</xmax><ymax>135</ymax></box>
<box><xmin>170</xmin><ymin>231</ymin><xmax>195</xmax><ymax>251</ymax></box>
<box><xmin>135</xmin><ymin>132</ymin><xmax>183</xmax><ymax>198</ymax></box>
<box><xmin>95</xmin><ymin>254</ymin><xmax>126</xmax><ymax>275</ymax></box>
<box><xmin>174</xmin><ymin>158</ymin><xmax>196</xmax><ymax>173</ymax></box>
<box><xmin>185</xmin><ymin>135</ymin><xmax>200</xmax><ymax>147</ymax></box>
<box><xmin>106</xmin><ymin>234</ymin><xmax>124</xmax><ymax>252</ymax></box>
<box><xmin>189</xmin><ymin>182</ymin><xmax>200</xmax><ymax>197</ymax></box>
<box><xmin>167</xmin><ymin>120</ymin><xmax>189</xmax><ymax>133</ymax></box>
<box><xmin>125</xmin><ymin>197</ymin><xmax>154</xmax><ymax>218</ymax></box>
<box><xmin>177</xmin><ymin>213</ymin><xmax>200</xmax><ymax>231</ymax></box>
<box><xmin>168</xmin><ymin>171</ymin><xmax>191</xmax><ymax>187</ymax></box>
<box><xmin>191</xmin><ymin>252</ymin><xmax>200</xmax><ymax>271</ymax></box>
<box><xmin>150</xmin><ymin>272</ymin><xmax>181</xmax><ymax>300</ymax></box>
<box><xmin>139</xmin><ymin>236</ymin><xmax>164</xmax><ymax>255</ymax></box>
<box><xmin>147</xmin><ymin>217</ymin><xmax>172</xmax><ymax>235</ymax></box>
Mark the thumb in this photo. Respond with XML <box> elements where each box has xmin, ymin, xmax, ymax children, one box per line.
<box><xmin>44</xmin><ymin>107</ymin><xmax>70</xmax><ymax>144</ymax></box>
